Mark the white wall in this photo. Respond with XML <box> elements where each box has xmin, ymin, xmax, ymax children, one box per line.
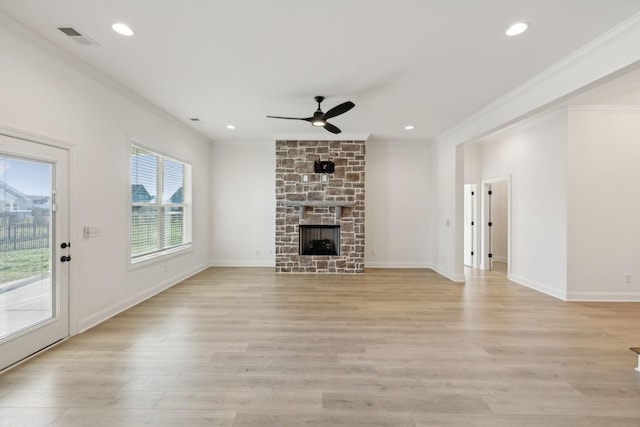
<box><xmin>210</xmin><ymin>141</ymin><xmax>275</xmax><ymax>266</ymax></box>
<box><xmin>365</xmin><ymin>140</ymin><xmax>434</xmax><ymax>268</ymax></box>
<box><xmin>0</xmin><ymin>18</ymin><xmax>211</xmax><ymax>333</ymax></box>
<box><xmin>469</xmin><ymin>110</ymin><xmax>568</xmax><ymax>298</ymax></box>
<box><xmin>209</xmin><ymin>139</ymin><xmax>436</xmax><ymax>269</ymax></box>
<box><xmin>431</xmin><ymin>141</ymin><xmax>466</xmax><ymax>281</ymax></box>
<box><xmin>464</xmin><ymin>143</ymin><xmax>481</xmax><ymax>185</ymax></box>
<box><xmin>567</xmin><ymin>107</ymin><xmax>640</xmax><ymax>300</ymax></box>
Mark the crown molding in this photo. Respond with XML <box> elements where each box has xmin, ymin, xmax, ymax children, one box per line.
<box><xmin>437</xmin><ymin>11</ymin><xmax>640</xmax><ymax>147</ymax></box>
<box><xmin>273</xmin><ymin>133</ymin><xmax>370</xmax><ymax>141</ymax></box>
<box><xmin>210</xmin><ymin>140</ymin><xmax>276</xmax><ymax>147</ymax></box>
<box><xmin>0</xmin><ymin>11</ymin><xmax>209</xmax><ymax>144</ymax></box>
<box><xmin>567</xmin><ymin>105</ymin><xmax>640</xmax><ymax>112</ymax></box>
<box><xmin>475</xmin><ymin>107</ymin><xmax>568</xmax><ymax>144</ymax></box>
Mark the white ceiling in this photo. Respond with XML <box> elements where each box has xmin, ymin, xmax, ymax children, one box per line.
<box><xmin>1</xmin><ymin>0</ymin><xmax>640</xmax><ymax>142</ymax></box>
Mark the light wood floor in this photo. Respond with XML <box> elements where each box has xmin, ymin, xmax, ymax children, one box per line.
<box><xmin>1</xmin><ymin>267</ymin><xmax>639</xmax><ymax>426</ymax></box>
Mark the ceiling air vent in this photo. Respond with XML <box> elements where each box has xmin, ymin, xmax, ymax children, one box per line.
<box><xmin>57</xmin><ymin>27</ymin><xmax>97</xmax><ymax>46</ymax></box>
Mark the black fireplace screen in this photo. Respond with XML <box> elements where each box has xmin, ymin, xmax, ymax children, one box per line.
<box><xmin>299</xmin><ymin>225</ymin><xmax>340</xmax><ymax>256</ymax></box>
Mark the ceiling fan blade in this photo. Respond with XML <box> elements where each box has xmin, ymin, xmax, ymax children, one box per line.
<box><xmin>322</xmin><ymin>101</ymin><xmax>355</xmax><ymax>120</ymax></box>
<box><xmin>324</xmin><ymin>122</ymin><xmax>341</xmax><ymax>134</ymax></box>
<box><xmin>266</xmin><ymin>115</ymin><xmax>313</xmax><ymax>122</ymax></box>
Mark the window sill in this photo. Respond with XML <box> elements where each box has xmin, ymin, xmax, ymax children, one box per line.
<box><xmin>128</xmin><ymin>244</ymin><xmax>192</xmax><ymax>270</ymax></box>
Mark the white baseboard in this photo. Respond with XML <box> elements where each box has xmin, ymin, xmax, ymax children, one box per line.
<box><xmin>430</xmin><ymin>264</ymin><xmax>466</xmax><ymax>282</ymax></box>
<box><xmin>365</xmin><ymin>261</ymin><xmax>432</xmax><ymax>269</ymax></box>
<box><xmin>210</xmin><ymin>260</ymin><xmax>275</xmax><ymax>267</ymax></box>
<box><xmin>76</xmin><ymin>262</ymin><xmax>210</xmax><ymax>334</ymax></box>
<box><xmin>565</xmin><ymin>291</ymin><xmax>640</xmax><ymax>302</ymax></box>
<box><xmin>330</xmin><ymin>261</ymin><xmax>464</xmax><ymax>281</ymax></box>
<box><xmin>508</xmin><ymin>274</ymin><xmax>640</xmax><ymax>302</ymax></box>
<box><xmin>509</xmin><ymin>274</ymin><xmax>567</xmax><ymax>300</ymax></box>
<box><xmin>492</xmin><ymin>256</ymin><xmax>508</xmax><ymax>263</ymax></box>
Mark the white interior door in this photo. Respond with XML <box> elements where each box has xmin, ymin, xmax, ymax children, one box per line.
<box><xmin>463</xmin><ymin>184</ymin><xmax>477</xmax><ymax>267</ymax></box>
<box><xmin>0</xmin><ymin>133</ymin><xmax>69</xmax><ymax>371</ymax></box>
<box><xmin>481</xmin><ymin>177</ymin><xmax>510</xmax><ymax>272</ymax></box>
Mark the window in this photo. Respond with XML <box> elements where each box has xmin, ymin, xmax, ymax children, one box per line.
<box><xmin>130</xmin><ymin>144</ymin><xmax>192</xmax><ymax>263</ymax></box>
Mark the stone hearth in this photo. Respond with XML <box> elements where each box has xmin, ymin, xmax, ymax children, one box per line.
<box><xmin>275</xmin><ymin>140</ymin><xmax>365</xmax><ymax>273</ymax></box>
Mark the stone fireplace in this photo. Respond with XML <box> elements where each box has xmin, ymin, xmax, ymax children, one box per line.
<box><xmin>275</xmin><ymin>140</ymin><xmax>365</xmax><ymax>273</ymax></box>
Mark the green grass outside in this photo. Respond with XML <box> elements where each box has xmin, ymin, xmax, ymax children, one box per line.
<box><xmin>0</xmin><ymin>221</ymin><xmax>185</xmax><ymax>282</ymax></box>
<box><xmin>131</xmin><ymin>210</ymin><xmax>185</xmax><ymax>257</ymax></box>
<box><xmin>0</xmin><ymin>247</ymin><xmax>50</xmax><ymax>283</ymax></box>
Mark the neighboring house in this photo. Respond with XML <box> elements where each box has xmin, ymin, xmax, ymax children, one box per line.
<box><xmin>132</xmin><ymin>184</ymin><xmax>181</xmax><ymax>204</ymax></box>
<box><xmin>29</xmin><ymin>196</ymin><xmax>50</xmax><ymax>209</ymax></box>
<box><xmin>131</xmin><ymin>184</ymin><xmax>155</xmax><ymax>203</ymax></box>
<box><xmin>169</xmin><ymin>186</ymin><xmax>183</xmax><ymax>204</ymax></box>
<box><xmin>0</xmin><ymin>180</ymin><xmax>31</xmax><ymax>212</ymax></box>
<box><xmin>0</xmin><ymin>180</ymin><xmax>49</xmax><ymax>213</ymax></box>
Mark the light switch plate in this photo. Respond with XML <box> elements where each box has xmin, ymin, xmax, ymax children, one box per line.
<box><xmin>83</xmin><ymin>225</ymin><xmax>101</xmax><ymax>239</ymax></box>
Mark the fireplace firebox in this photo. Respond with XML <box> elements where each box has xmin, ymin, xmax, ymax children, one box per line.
<box><xmin>299</xmin><ymin>225</ymin><xmax>340</xmax><ymax>256</ymax></box>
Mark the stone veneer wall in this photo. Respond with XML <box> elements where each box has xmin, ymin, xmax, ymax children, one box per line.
<box><xmin>275</xmin><ymin>140</ymin><xmax>365</xmax><ymax>273</ymax></box>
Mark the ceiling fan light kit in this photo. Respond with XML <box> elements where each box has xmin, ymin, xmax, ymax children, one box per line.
<box><xmin>267</xmin><ymin>96</ymin><xmax>355</xmax><ymax>134</ymax></box>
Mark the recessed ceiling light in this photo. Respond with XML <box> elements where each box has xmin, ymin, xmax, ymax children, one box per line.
<box><xmin>506</xmin><ymin>22</ymin><xmax>529</xmax><ymax>36</ymax></box>
<box><xmin>226</xmin><ymin>124</ymin><xmax>236</xmax><ymax>130</ymax></box>
<box><xmin>405</xmin><ymin>125</ymin><xmax>415</xmax><ymax>130</ymax></box>
<box><xmin>112</xmin><ymin>22</ymin><xmax>134</xmax><ymax>36</ymax></box>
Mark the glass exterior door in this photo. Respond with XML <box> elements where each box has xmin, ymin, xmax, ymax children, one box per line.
<box><xmin>0</xmin><ymin>134</ymin><xmax>68</xmax><ymax>371</ymax></box>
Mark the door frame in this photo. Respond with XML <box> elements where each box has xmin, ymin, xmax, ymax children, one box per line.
<box><xmin>0</xmin><ymin>124</ymin><xmax>76</xmax><ymax>370</ymax></box>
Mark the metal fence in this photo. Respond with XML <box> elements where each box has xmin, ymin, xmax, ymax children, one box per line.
<box><xmin>0</xmin><ymin>222</ymin><xmax>50</xmax><ymax>251</ymax></box>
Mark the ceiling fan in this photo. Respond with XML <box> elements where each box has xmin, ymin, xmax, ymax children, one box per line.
<box><xmin>267</xmin><ymin>96</ymin><xmax>355</xmax><ymax>134</ymax></box>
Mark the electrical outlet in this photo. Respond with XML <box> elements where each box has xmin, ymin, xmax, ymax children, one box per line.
<box><xmin>371</xmin><ymin>249</ymin><xmax>376</xmax><ymax>256</ymax></box>
<box><xmin>625</xmin><ymin>274</ymin><xmax>632</xmax><ymax>283</ymax></box>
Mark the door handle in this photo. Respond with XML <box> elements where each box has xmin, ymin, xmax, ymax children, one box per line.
<box><xmin>60</xmin><ymin>256</ymin><xmax>71</xmax><ymax>262</ymax></box>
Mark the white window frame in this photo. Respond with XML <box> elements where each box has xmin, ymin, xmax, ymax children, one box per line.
<box><xmin>129</xmin><ymin>142</ymin><xmax>192</xmax><ymax>266</ymax></box>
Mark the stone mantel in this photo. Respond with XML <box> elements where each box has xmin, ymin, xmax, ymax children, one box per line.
<box><xmin>284</xmin><ymin>200</ymin><xmax>355</xmax><ymax>220</ymax></box>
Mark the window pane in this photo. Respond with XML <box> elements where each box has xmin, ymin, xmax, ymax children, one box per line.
<box><xmin>163</xmin><ymin>158</ymin><xmax>183</xmax><ymax>204</ymax></box>
<box><xmin>131</xmin><ymin>146</ymin><xmax>157</xmax><ymax>204</ymax></box>
<box><xmin>130</xmin><ymin>144</ymin><xmax>192</xmax><ymax>262</ymax></box>
<box><xmin>0</xmin><ymin>156</ymin><xmax>53</xmax><ymax>339</ymax></box>
<box><xmin>131</xmin><ymin>206</ymin><xmax>159</xmax><ymax>257</ymax></box>
<box><xmin>163</xmin><ymin>206</ymin><xmax>183</xmax><ymax>247</ymax></box>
